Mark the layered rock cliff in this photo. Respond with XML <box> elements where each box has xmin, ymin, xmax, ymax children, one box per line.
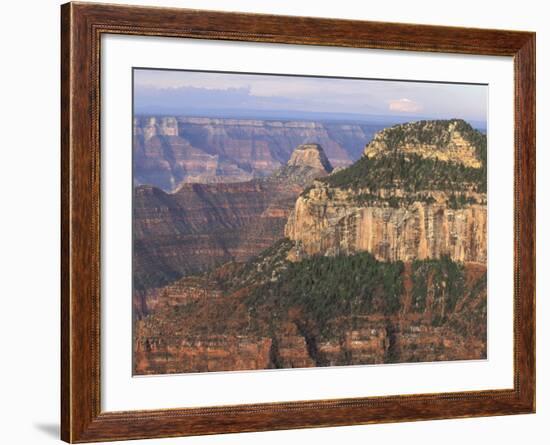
<box><xmin>133</xmin><ymin>116</ymin><xmax>386</xmax><ymax>191</ymax></box>
<box><xmin>133</xmin><ymin>143</ymin><xmax>333</xmax><ymax>309</ymax></box>
<box><xmin>133</xmin><ymin>117</ymin><xmax>253</xmax><ymax>191</ymax></box>
<box><xmin>285</xmin><ymin>184</ymin><xmax>487</xmax><ymax>263</ymax></box>
<box><xmin>285</xmin><ymin>119</ymin><xmax>487</xmax><ymax>264</ymax></box>
<box><xmin>133</xmin><ymin>181</ymin><xmax>300</xmax><ymax>293</ymax></box>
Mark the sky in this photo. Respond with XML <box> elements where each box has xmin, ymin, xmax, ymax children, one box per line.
<box><xmin>134</xmin><ymin>68</ymin><xmax>487</xmax><ymax>125</ymax></box>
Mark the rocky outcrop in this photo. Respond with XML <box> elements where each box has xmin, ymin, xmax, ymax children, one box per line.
<box><xmin>134</xmin><ymin>335</ymin><xmax>274</xmax><ymax>375</ymax></box>
<box><xmin>285</xmin><ymin>119</ymin><xmax>487</xmax><ymax>264</ymax></box>
<box><xmin>287</xmin><ymin>143</ymin><xmax>333</xmax><ymax>172</ymax></box>
<box><xmin>134</xmin><ymin>116</ymin><xmax>387</xmax><ymax>191</ymax></box>
<box><xmin>363</xmin><ymin>119</ymin><xmax>484</xmax><ymax>168</ymax></box>
<box><xmin>269</xmin><ymin>143</ymin><xmax>333</xmax><ymax>185</ymax></box>
<box><xmin>285</xmin><ymin>183</ymin><xmax>487</xmax><ymax>263</ymax></box>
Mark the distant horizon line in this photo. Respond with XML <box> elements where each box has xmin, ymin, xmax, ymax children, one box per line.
<box><xmin>133</xmin><ymin>109</ymin><xmax>487</xmax><ymax>129</ymax></box>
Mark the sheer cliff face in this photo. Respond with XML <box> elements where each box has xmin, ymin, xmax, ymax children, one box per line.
<box><xmin>285</xmin><ymin>119</ymin><xmax>487</xmax><ymax>264</ymax></box>
<box><xmin>133</xmin><ymin>116</ymin><xmax>383</xmax><ymax>191</ymax></box>
<box><xmin>285</xmin><ymin>184</ymin><xmax>487</xmax><ymax>263</ymax></box>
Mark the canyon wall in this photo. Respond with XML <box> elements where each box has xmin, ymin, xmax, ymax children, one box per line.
<box><xmin>133</xmin><ymin>144</ymin><xmax>333</xmax><ymax>304</ymax></box>
<box><xmin>134</xmin><ymin>256</ymin><xmax>487</xmax><ymax>375</ymax></box>
<box><xmin>133</xmin><ymin>116</ymin><xmax>385</xmax><ymax>191</ymax></box>
<box><xmin>133</xmin><ymin>181</ymin><xmax>300</xmax><ymax>294</ymax></box>
<box><xmin>285</xmin><ymin>183</ymin><xmax>487</xmax><ymax>264</ymax></box>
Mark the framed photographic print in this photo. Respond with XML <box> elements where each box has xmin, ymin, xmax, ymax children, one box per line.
<box><xmin>61</xmin><ymin>2</ymin><xmax>535</xmax><ymax>442</ymax></box>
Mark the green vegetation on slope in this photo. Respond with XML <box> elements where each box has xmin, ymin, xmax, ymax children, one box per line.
<box><xmin>212</xmin><ymin>238</ymin><xmax>295</xmax><ymax>292</ymax></box>
<box><xmin>246</xmin><ymin>250</ymin><xmax>405</xmax><ymax>334</ymax></box>
<box><xmin>321</xmin><ymin>153</ymin><xmax>486</xmax><ymax>193</ymax></box>
<box><xmin>411</xmin><ymin>255</ymin><xmax>467</xmax><ymax>318</ymax></box>
<box><xmin>447</xmin><ymin>271</ymin><xmax>487</xmax><ymax>338</ymax></box>
<box><xmin>137</xmin><ymin>237</ymin><xmax>486</xmax><ymax>370</ymax></box>
<box><xmin>320</xmin><ymin>119</ymin><xmax>487</xmax><ymax>195</ymax></box>
<box><xmin>232</xmin><ymin>242</ymin><xmax>481</xmax><ymax>338</ymax></box>
<box><xmin>376</xmin><ymin>119</ymin><xmax>486</xmax><ymax>162</ymax></box>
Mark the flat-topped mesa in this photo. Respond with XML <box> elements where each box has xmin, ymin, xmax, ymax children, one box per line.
<box><xmin>363</xmin><ymin>119</ymin><xmax>484</xmax><ymax>168</ymax></box>
<box><xmin>284</xmin><ymin>120</ymin><xmax>487</xmax><ymax>264</ymax></box>
<box><xmin>287</xmin><ymin>143</ymin><xmax>333</xmax><ymax>173</ymax></box>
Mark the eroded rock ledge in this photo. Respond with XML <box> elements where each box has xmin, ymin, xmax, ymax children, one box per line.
<box><xmin>285</xmin><ymin>183</ymin><xmax>487</xmax><ymax>264</ymax></box>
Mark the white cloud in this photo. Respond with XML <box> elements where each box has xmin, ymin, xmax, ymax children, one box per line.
<box><xmin>388</xmin><ymin>98</ymin><xmax>422</xmax><ymax>113</ymax></box>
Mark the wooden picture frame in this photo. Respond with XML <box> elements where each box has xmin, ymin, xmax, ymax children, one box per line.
<box><xmin>61</xmin><ymin>2</ymin><xmax>535</xmax><ymax>442</ymax></box>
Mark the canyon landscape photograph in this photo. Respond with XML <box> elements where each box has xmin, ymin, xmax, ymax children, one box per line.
<box><xmin>132</xmin><ymin>69</ymin><xmax>488</xmax><ymax>375</ymax></box>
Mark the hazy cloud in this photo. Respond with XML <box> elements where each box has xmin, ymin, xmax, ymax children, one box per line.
<box><xmin>388</xmin><ymin>98</ymin><xmax>422</xmax><ymax>113</ymax></box>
